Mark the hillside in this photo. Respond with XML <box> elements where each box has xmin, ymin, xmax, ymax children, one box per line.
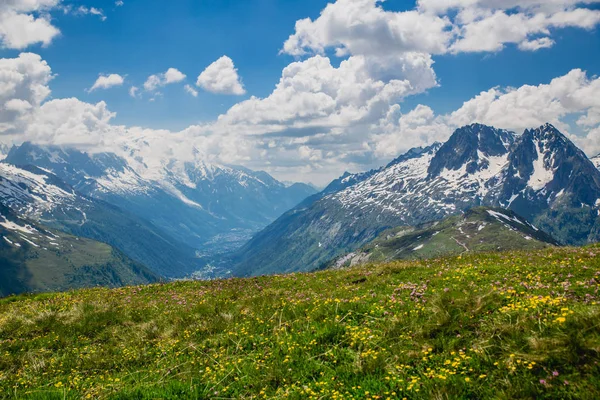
<box><xmin>0</xmin><ymin>162</ymin><xmax>202</xmax><ymax>277</ymax></box>
<box><xmin>1</xmin><ymin>245</ymin><xmax>599</xmax><ymax>398</ymax></box>
<box><xmin>329</xmin><ymin>207</ymin><xmax>559</xmax><ymax>269</ymax></box>
<box><xmin>232</xmin><ymin>124</ymin><xmax>600</xmax><ymax>277</ymax></box>
<box><xmin>0</xmin><ymin>205</ymin><xmax>158</xmax><ymax>297</ymax></box>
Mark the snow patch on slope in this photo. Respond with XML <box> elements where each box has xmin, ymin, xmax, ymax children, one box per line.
<box><xmin>487</xmin><ymin>210</ymin><xmax>525</xmax><ymax>226</ymax></box>
<box><xmin>528</xmin><ymin>141</ymin><xmax>555</xmax><ymax>191</ymax></box>
<box><xmin>0</xmin><ymin>214</ymin><xmax>38</xmax><ymax>235</ymax></box>
<box><xmin>0</xmin><ymin>163</ymin><xmax>77</xmax><ymax>216</ymax></box>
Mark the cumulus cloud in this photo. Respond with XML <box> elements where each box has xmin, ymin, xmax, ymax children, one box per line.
<box><xmin>0</xmin><ymin>0</ymin><xmax>62</xmax><ymax>49</ymax></box>
<box><xmin>372</xmin><ymin>104</ymin><xmax>452</xmax><ymax>157</ymax></box>
<box><xmin>372</xmin><ymin>68</ymin><xmax>600</xmax><ymax>158</ymax></box>
<box><xmin>283</xmin><ymin>0</ymin><xmax>600</xmax><ymax>57</ymax></box>
<box><xmin>23</xmin><ymin>98</ymin><xmax>118</xmax><ymax>149</ymax></box>
<box><xmin>417</xmin><ymin>0</ymin><xmax>600</xmax><ymax>15</ymax></box>
<box><xmin>0</xmin><ymin>0</ymin><xmax>117</xmax><ymax>49</ymax></box>
<box><xmin>88</xmin><ymin>74</ymin><xmax>124</xmax><ymax>92</ymax></box>
<box><xmin>0</xmin><ymin>52</ymin><xmax>52</xmax><ymax>134</ymax></box>
<box><xmin>196</xmin><ymin>56</ymin><xmax>245</xmax><ymax>95</ymax></box>
<box><xmin>449</xmin><ymin>8</ymin><xmax>600</xmax><ymax>53</ymax></box>
<box><xmin>282</xmin><ymin>0</ymin><xmax>452</xmax><ymax>58</ymax></box>
<box><xmin>144</xmin><ymin>68</ymin><xmax>186</xmax><ymax>92</ymax></box>
<box><xmin>447</xmin><ymin>69</ymin><xmax>600</xmax><ymax>132</ymax></box>
<box><xmin>213</xmin><ymin>54</ymin><xmax>436</xmax><ymax>135</ymax></box>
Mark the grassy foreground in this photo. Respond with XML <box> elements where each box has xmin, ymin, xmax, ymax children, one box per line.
<box><xmin>1</xmin><ymin>246</ymin><xmax>600</xmax><ymax>399</ymax></box>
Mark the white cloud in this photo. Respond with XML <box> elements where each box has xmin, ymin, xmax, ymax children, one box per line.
<box><xmin>0</xmin><ymin>0</ymin><xmax>62</xmax><ymax>49</ymax></box>
<box><xmin>447</xmin><ymin>69</ymin><xmax>600</xmax><ymax>133</ymax></box>
<box><xmin>372</xmin><ymin>68</ymin><xmax>600</xmax><ymax>158</ymax></box>
<box><xmin>76</xmin><ymin>6</ymin><xmax>106</xmax><ymax>21</ymax></box>
<box><xmin>449</xmin><ymin>8</ymin><xmax>600</xmax><ymax>53</ymax></box>
<box><xmin>88</xmin><ymin>74</ymin><xmax>124</xmax><ymax>92</ymax></box>
<box><xmin>164</xmin><ymin>68</ymin><xmax>186</xmax><ymax>84</ymax></box>
<box><xmin>213</xmin><ymin>53</ymin><xmax>436</xmax><ymax>136</ymax></box>
<box><xmin>22</xmin><ymin>98</ymin><xmax>118</xmax><ymax>149</ymax></box>
<box><xmin>372</xmin><ymin>104</ymin><xmax>452</xmax><ymax>157</ymax></box>
<box><xmin>129</xmin><ymin>86</ymin><xmax>139</xmax><ymax>98</ymax></box>
<box><xmin>298</xmin><ymin>145</ymin><xmax>323</xmax><ymax>161</ymax></box>
<box><xmin>0</xmin><ymin>52</ymin><xmax>52</xmax><ymax>134</ymax></box>
<box><xmin>144</xmin><ymin>68</ymin><xmax>186</xmax><ymax>92</ymax></box>
<box><xmin>518</xmin><ymin>37</ymin><xmax>555</xmax><ymax>51</ymax></box>
<box><xmin>0</xmin><ymin>0</ymin><xmax>115</xmax><ymax>49</ymax></box>
<box><xmin>283</xmin><ymin>0</ymin><xmax>600</xmax><ymax>57</ymax></box>
<box><xmin>4</xmin><ymin>98</ymin><xmax>33</xmax><ymax>113</ymax></box>
<box><xmin>5</xmin><ymin>52</ymin><xmax>598</xmax><ymax>185</ymax></box>
<box><xmin>282</xmin><ymin>0</ymin><xmax>453</xmax><ymax>58</ymax></box>
<box><xmin>184</xmin><ymin>84</ymin><xmax>198</xmax><ymax>97</ymax></box>
<box><xmin>196</xmin><ymin>56</ymin><xmax>245</xmax><ymax>95</ymax></box>
<box><xmin>143</xmin><ymin>75</ymin><xmax>161</xmax><ymax>92</ymax></box>
<box><xmin>115</xmin><ymin>1</ymin><xmax>124</xmax><ymax>6</ymax></box>
<box><xmin>417</xmin><ymin>0</ymin><xmax>600</xmax><ymax>14</ymax></box>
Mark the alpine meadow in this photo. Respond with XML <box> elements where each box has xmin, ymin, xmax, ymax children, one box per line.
<box><xmin>1</xmin><ymin>0</ymin><xmax>600</xmax><ymax>399</ymax></box>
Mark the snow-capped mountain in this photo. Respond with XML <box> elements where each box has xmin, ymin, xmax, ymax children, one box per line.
<box><xmin>5</xmin><ymin>142</ymin><xmax>316</xmax><ymax>256</ymax></box>
<box><xmin>0</xmin><ymin>163</ymin><xmax>202</xmax><ymax>277</ymax></box>
<box><xmin>593</xmin><ymin>154</ymin><xmax>600</xmax><ymax>170</ymax></box>
<box><xmin>232</xmin><ymin>123</ymin><xmax>600</xmax><ymax>276</ymax></box>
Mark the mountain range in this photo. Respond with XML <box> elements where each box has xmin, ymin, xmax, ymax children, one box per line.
<box><xmin>1</xmin><ymin>122</ymin><xmax>599</xmax><ymax>290</ymax></box>
<box><xmin>5</xmin><ymin>143</ymin><xmax>316</xmax><ymax>259</ymax></box>
<box><xmin>231</xmin><ymin>123</ymin><xmax>600</xmax><ymax>276</ymax></box>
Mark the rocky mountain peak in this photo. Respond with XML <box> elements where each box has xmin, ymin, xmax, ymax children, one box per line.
<box><xmin>501</xmin><ymin>123</ymin><xmax>600</xmax><ymax>219</ymax></box>
<box><xmin>428</xmin><ymin>124</ymin><xmax>515</xmax><ymax>178</ymax></box>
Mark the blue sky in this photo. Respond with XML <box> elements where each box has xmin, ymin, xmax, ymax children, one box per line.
<box><xmin>0</xmin><ymin>0</ymin><xmax>597</xmax><ymax>130</ymax></box>
<box><xmin>2</xmin><ymin>0</ymin><xmax>336</xmax><ymax>129</ymax></box>
<box><xmin>1</xmin><ymin>0</ymin><xmax>600</xmax><ymax>184</ymax></box>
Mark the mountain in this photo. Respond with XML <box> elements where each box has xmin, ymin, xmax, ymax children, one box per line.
<box><xmin>593</xmin><ymin>154</ymin><xmax>600</xmax><ymax>170</ymax></box>
<box><xmin>0</xmin><ymin>163</ymin><xmax>201</xmax><ymax>277</ymax></box>
<box><xmin>5</xmin><ymin>143</ymin><xmax>316</xmax><ymax>256</ymax></box>
<box><xmin>232</xmin><ymin>123</ymin><xmax>600</xmax><ymax>276</ymax></box>
<box><xmin>0</xmin><ymin>204</ymin><xmax>158</xmax><ymax>297</ymax></box>
<box><xmin>328</xmin><ymin>207</ymin><xmax>558</xmax><ymax>269</ymax></box>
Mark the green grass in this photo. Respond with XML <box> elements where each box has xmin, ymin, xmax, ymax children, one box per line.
<box><xmin>1</xmin><ymin>245</ymin><xmax>600</xmax><ymax>399</ymax></box>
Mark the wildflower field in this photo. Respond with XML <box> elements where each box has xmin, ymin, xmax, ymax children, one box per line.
<box><xmin>1</xmin><ymin>245</ymin><xmax>600</xmax><ymax>399</ymax></box>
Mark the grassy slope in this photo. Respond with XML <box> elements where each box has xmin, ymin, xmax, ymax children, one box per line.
<box><xmin>1</xmin><ymin>245</ymin><xmax>600</xmax><ymax>399</ymax></box>
<box><xmin>330</xmin><ymin>207</ymin><xmax>559</xmax><ymax>269</ymax></box>
<box><xmin>0</xmin><ymin>210</ymin><xmax>158</xmax><ymax>297</ymax></box>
